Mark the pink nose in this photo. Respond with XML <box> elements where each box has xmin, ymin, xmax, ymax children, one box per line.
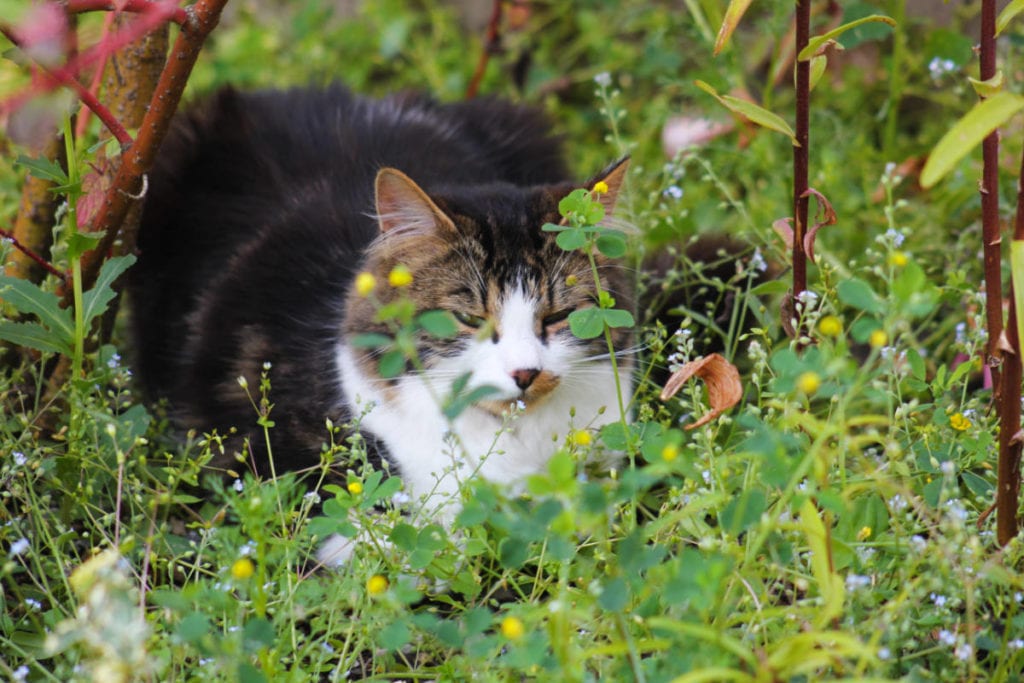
<box><xmin>511</xmin><ymin>368</ymin><xmax>540</xmax><ymax>390</ymax></box>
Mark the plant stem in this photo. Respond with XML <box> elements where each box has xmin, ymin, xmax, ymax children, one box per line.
<box><xmin>792</xmin><ymin>0</ymin><xmax>810</xmax><ymax>315</ymax></box>
<box><xmin>62</xmin><ymin>114</ymin><xmax>85</xmax><ymax>383</ymax></box>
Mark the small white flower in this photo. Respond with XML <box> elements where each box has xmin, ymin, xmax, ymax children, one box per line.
<box><xmin>24</xmin><ymin>598</ymin><xmax>41</xmax><ymax>610</ymax></box>
<box><xmin>107</xmin><ymin>353</ymin><xmax>121</xmax><ymax>369</ymax></box>
<box><xmin>12</xmin><ymin>665</ymin><xmax>29</xmax><ymax>682</ymax></box>
<box><xmin>938</xmin><ymin>629</ymin><xmax>956</xmax><ymax>646</ymax></box>
<box><xmin>1009</xmin><ymin>638</ymin><xmax>1024</xmax><ymax>650</ymax></box>
<box><xmin>845</xmin><ymin>573</ymin><xmax>870</xmax><ymax>590</ymax></box>
<box><xmin>796</xmin><ymin>290</ymin><xmax>819</xmax><ymax>306</ymax></box>
<box><xmin>701</xmin><ymin>469</ymin><xmax>712</xmax><ymax>485</ymax></box>
<box><xmin>303</xmin><ymin>491</ymin><xmax>321</xmax><ymax>505</ymax></box>
<box><xmin>516</xmin><ymin>399</ymin><xmax>526</xmax><ymax>411</ymax></box>
<box><xmin>955</xmin><ymin>643</ymin><xmax>973</xmax><ymax>661</ymax></box>
<box><xmin>392</xmin><ymin>491</ymin><xmax>412</xmax><ymax>505</ymax></box>
<box><xmin>884</xmin><ymin>227</ymin><xmax>905</xmax><ymax>248</ymax></box>
<box><xmin>931</xmin><ymin>592</ymin><xmax>948</xmax><ymax>607</ymax></box>
<box><xmin>593</xmin><ymin>71</ymin><xmax>612</xmax><ymax>88</ymax></box>
<box><xmin>749</xmin><ymin>247</ymin><xmax>768</xmax><ymax>273</ymax></box>
<box><xmin>236</xmin><ymin>376</ymin><xmax>248</xmax><ymax>389</ymax></box>
<box><xmin>9</xmin><ymin>537</ymin><xmax>29</xmax><ymax>556</ymax></box>
<box><xmin>233</xmin><ymin>479</ymin><xmax>244</xmax><ymax>492</ymax></box>
<box><xmin>877</xmin><ymin>647</ymin><xmax>891</xmax><ymax>660</ymax></box>
<box><xmin>955</xmin><ymin>322</ymin><xmax>967</xmax><ymax>345</ymax></box>
<box><xmin>13</xmin><ymin>451</ymin><xmax>26</xmax><ymax>466</ymax></box>
<box><xmin>663</xmin><ymin>185</ymin><xmax>684</xmax><ymax>200</ymax></box>
<box><xmin>262</xmin><ymin>361</ymin><xmax>272</xmax><ymax>371</ymax></box>
<box><xmin>910</xmin><ymin>535</ymin><xmax>926</xmax><ymax>552</ymax></box>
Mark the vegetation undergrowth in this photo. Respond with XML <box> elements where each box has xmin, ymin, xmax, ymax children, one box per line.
<box><xmin>3</xmin><ymin>1</ymin><xmax>1024</xmax><ymax>681</ymax></box>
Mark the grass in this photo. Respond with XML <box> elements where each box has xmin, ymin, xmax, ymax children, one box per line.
<box><xmin>3</xmin><ymin>1</ymin><xmax>1024</xmax><ymax>681</ymax></box>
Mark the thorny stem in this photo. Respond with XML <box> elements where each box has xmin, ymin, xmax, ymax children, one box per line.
<box><xmin>977</xmin><ymin>0</ymin><xmax>1018</xmax><ymax>545</ymax></box>
<box><xmin>75</xmin><ymin>0</ymin><xmax>230</xmax><ymax>297</ymax></box>
<box><xmin>792</xmin><ymin>0</ymin><xmax>810</xmax><ymax>320</ymax></box>
<box><xmin>465</xmin><ymin>0</ymin><xmax>503</xmax><ymax>99</ymax></box>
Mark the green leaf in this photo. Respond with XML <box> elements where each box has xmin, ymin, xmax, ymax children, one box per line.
<box><xmin>968</xmin><ymin>71</ymin><xmax>1005</xmax><ymax>98</ymax></box>
<box><xmin>713</xmin><ymin>0</ymin><xmax>753</xmax><ymax>55</ymax></box>
<box><xmin>176</xmin><ymin>612</ymin><xmax>211</xmax><ymax>644</ymax></box>
<box><xmin>921</xmin><ymin>92</ymin><xmax>1024</xmax><ymax>188</ymax></box>
<box><xmin>596</xmin><ymin>230</ymin><xmax>627</xmax><ymax>258</ymax></box>
<box><xmin>556</xmin><ymin>228</ymin><xmax>588</xmax><ymax>252</ymax></box>
<box><xmin>597</xmin><ymin>576</ymin><xmax>629</xmax><ymax>612</ymax></box>
<box><xmin>66</xmin><ymin>231</ymin><xmax>105</xmax><ymax>261</ymax></box>
<box><xmin>600</xmin><ymin>308</ymin><xmax>635</xmax><ymax>329</ymax></box>
<box><xmin>0</xmin><ymin>321</ymin><xmax>72</xmax><ymax>355</ymax></box>
<box><xmin>417</xmin><ymin>310</ymin><xmax>457</xmax><ymax>338</ymax></box>
<box><xmin>350</xmin><ymin>332</ymin><xmax>393</xmax><ymax>348</ymax></box>
<box><xmin>379</xmin><ymin>619</ymin><xmax>411</xmax><ymax>650</ymax></box>
<box><xmin>799</xmin><ymin>499</ymin><xmax>845</xmax><ymax>627</ymax></box>
<box><xmin>719</xmin><ymin>489</ymin><xmax>766</xmax><ymax>535</ymax></box>
<box><xmin>557</xmin><ymin>189</ymin><xmax>591</xmax><ymax>217</ymax></box>
<box><xmin>568</xmin><ymin>308</ymin><xmax>605</xmax><ymax>339</ymax></box>
<box><xmin>797</xmin><ymin>14</ymin><xmax>895</xmax><ymax>61</ymax></box>
<box><xmin>498</xmin><ymin>537</ymin><xmax>529</xmax><ymax>569</ymax></box>
<box><xmin>0</xmin><ymin>276</ymin><xmax>74</xmax><ymax>345</ymax></box>
<box><xmin>242</xmin><ymin>618</ymin><xmax>275</xmax><ymax>651</ymax></box>
<box><xmin>808</xmin><ymin>55</ymin><xmax>827</xmax><ymax>92</ymax></box>
<box><xmin>997</xmin><ymin>0</ymin><xmax>1024</xmax><ymax>35</ymax></box>
<box><xmin>695</xmin><ymin>80</ymin><xmax>798</xmax><ymax>146</ymax></box>
<box><xmin>1012</xmin><ymin>240</ymin><xmax>1024</xmax><ymax>352</ymax></box>
<box><xmin>442</xmin><ymin>384</ymin><xmax>502</xmax><ymax>420</ymax></box>
<box><xmin>15</xmin><ymin>154</ymin><xmax>68</xmax><ymax>185</ymax></box>
<box><xmin>81</xmin><ymin>255</ymin><xmax>135</xmax><ymax>326</ymax></box>
<box><xmin>378</xmin><ymin>349</ymin><xmax>406</xmax><ymax>378</ymax></box>
<box><xmin>836</xmin><ymin>278</ymin><xmax>883</xmax><ymax>314</ymax></box>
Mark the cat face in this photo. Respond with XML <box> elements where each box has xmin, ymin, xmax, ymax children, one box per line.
<box><xmin>343</xmin><ymin>162</ymin><xmax>632</xmax><ymax>415</ymax></box>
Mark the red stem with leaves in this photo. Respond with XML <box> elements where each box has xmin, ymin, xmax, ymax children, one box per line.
<box><xmin>465</xmin><ymin>0</ymin><xmax>503</xmax><ymax>99</ymax></box>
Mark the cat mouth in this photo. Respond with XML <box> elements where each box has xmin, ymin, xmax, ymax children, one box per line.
<box><xmin>477</xmin><ymin>372</ymin><xmax>561</xmax><ymax>417</ymax></box>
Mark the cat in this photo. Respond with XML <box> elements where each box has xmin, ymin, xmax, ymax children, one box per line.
<box><xmin>128</xmin><ymin>84</ymin><xmax>635</xmax><ymax>535</ymax></box>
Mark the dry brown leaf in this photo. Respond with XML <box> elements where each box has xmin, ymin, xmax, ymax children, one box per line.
<box><xmin>660</xmin><ymin>353</ymin><xmax>743</xmax><ymax>430</ymax></box>
<box><xmin>800</xmin><ymin>187</ymin><xmax>837</xmax><ymax>264</ymax></box>
<box><xmin>773</xmin><ymin>217</ymin><xmax>794</xmax><ymax>250</ymax></box>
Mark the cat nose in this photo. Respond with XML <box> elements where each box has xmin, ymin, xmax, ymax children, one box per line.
<box><xmin>511</xmin><ymin>368</ymin><xmax>540</xmax><ymax>391</ymax></box>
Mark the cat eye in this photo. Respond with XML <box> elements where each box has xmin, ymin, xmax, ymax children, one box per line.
<box><xmin>453</xmin><ymin>310</ymin><xmax>487</xmax><ymax>328</ymax></box>
<box><xmin>542</xmin><ymin>308</ymin><xmax>574</xmax><ymax>327</ymax></box>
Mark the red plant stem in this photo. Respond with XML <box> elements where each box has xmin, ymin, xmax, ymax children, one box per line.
<box><xmin>465</xmin><ymin>0</ymin><xmax>504</xmax><ymax>99</ymax></box>
<box><xmin>998</xmin><ymin>66</ymin><xmax>1024</xmax><ymax>548</ymax></box>
<box><xmin>64</xmin><ymin>0</ymin><xmax>188</xmax><ymax>25</ymax></box>
<box><xmin>0</xmin><ymin>26</ymin><xmax>131</xmax><ymax>146</ymax></box>
<box><xmin>0</xmin><ymin>1</ymin><xmax>181</xmax><ymax>118</ymax></box>
<box><xmin>1</xmin><ymin>226</ymin><xmax>68</xmax><ymax>283</ymax></box>
<box><xmin>75</xmin><ymin>0</ymin><xmax>229</xmax><ymax>294</ymax></box>
<box><xmin>792</xmin><ymin>1</ymin><xmax>810</xmax><ymax>304</ymax></box>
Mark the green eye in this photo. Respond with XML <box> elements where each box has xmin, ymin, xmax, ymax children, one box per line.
<box><xmin>453</xmin><ymin>310</ymin><xmax>487</xmax><ymax>328</ymax></box>
<box><xmin>542</xmin><ymin>308</ymin><xmax>574</xmax><ymax>327</ymax></box>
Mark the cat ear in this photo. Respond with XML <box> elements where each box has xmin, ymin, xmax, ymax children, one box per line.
<box><xmin>374</xmin><ymin>168</ymin><xmax>456</xmax><ymax>237</ymax></box>
<box><xmin>588</xmin><ymin>156</ymin><xmax>630</xmax><ymax>215</ymax></box>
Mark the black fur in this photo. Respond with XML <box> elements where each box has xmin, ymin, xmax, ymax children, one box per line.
<box><xmin>129</xmin><ymin>85</ymin><xmax>572</xmax><ymax>474</ymax></box>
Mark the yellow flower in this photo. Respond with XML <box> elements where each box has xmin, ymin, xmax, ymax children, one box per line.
<box><xmin>869</xmin><ymin>329</ymin><xmax>888</xmax><ymax>348</ymax></box>
<box><xmin>354</xmin><ymin>272</ymin><xmax>376</xmax><ymax>297</ymax></box>
<box><xmin>818</xmin><ymin>315</ymin><xmax>842</xmax><ymax>337</ymax></box>
<box><xmin>367</xmin><ymin>574</ymin><xmax>389</xmax><ymax>595</ymax></box>
<box><xmin>888</xmin><ymin>251</ymin><xmax>908</xmax><ymax>267</ymax></box>
<box><xmin>388</xmin><ymin>265</ymin><xmax>413</xmax><ymax>288</ymax></box>
<box><xmin>500</xmin><ymin>615</ymin><xmax>525</xmax><ymax>640</ymax></box>
<box><xmin>570</xmin><ymin>430</ymin><xmax>592</xmax><ymax>447</ymax></box>
<box><xmin>347</xmin><ymin>481</ymin><xmax>363</xmax><ymax>495</ymax></box>
<box><xmin>661</xmin><ymin>443</ymin><xmax>679</xmax><ymax>462</ymax></box>
<box><xmin>857</xmin><ymin>526</ymin><xmax>872</xmax><ymax>541</ymax></box>
<box><xmin>230</xmin><ymin>557</ymin><xmax>255</xmax><ymax>581</ymax></box>
<box><xmin>592</xmin><ymin>180</ymin><xmax>610</xmax><ymax>195</ymax></box>
<box><xmin>565</xmin><ymin>274</ymin><xmax>578</xmax><ymax>287</ymax></box>
<box><xmin>796</xmin><ymin>371</ymin><xmax>821</xmax><ymax>395</ymax></box>
<box><xmin>950</xmin><ymin>413</ymin><xmax>971</xmax><ymax>431</ymax></box>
